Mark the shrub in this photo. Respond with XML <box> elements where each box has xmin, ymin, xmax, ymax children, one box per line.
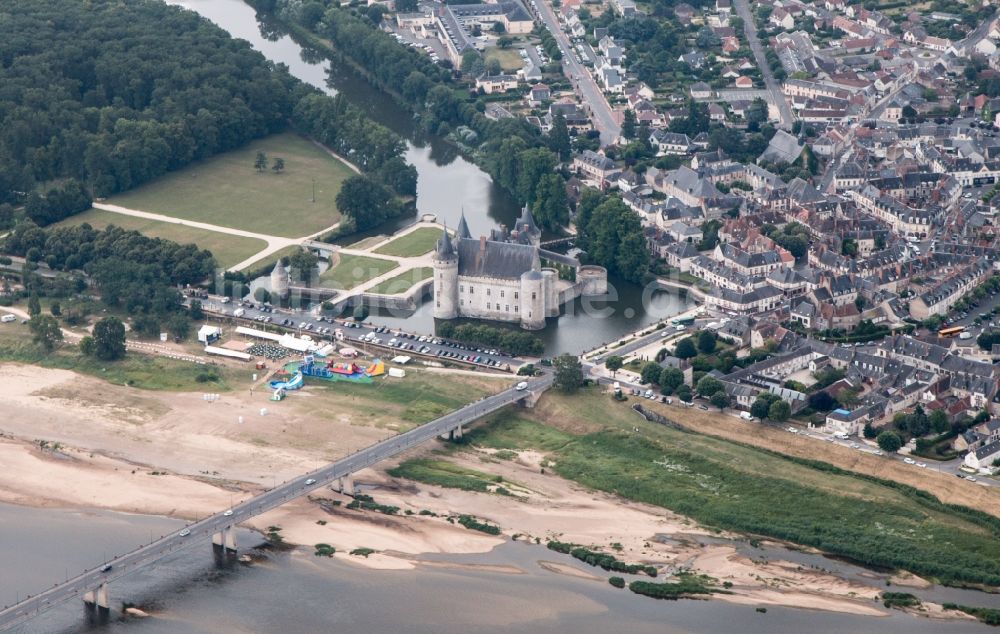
<box><xmin>609</xmin><ymin>576</ymin><xmax>626</xmax><ymax>588</ymax></box>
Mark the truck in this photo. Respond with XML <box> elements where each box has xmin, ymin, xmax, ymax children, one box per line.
<box><xmin>233</xmin><ymin>308</ymin><xmax>245</xmax><ymax>318</ymax></box>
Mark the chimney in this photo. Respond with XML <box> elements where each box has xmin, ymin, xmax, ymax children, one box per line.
<box><xmin>479</xmin><ymin>236</ymin><xmax>487</xmax><ymax>252</ymax></box>
<box><xmin>500</xmin><ymin>224</ymin><xmax>508</xmax><ymax>237</ymax></box>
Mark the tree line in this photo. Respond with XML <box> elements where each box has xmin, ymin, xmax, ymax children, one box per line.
<box><xmin>0</xmin><ymin>0</ymin><xmax>414</xmax><ymax>226</ymax></box>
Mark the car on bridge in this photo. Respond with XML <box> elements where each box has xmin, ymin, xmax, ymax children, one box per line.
<box><xmin>515</xmin><ymin>382</ymin><xmax>528</xmax><ymax>391</ymax></box>
<box><xmin>179</xmin><ymin>528</ymin><xmax>191</xmax><ymax>537</ymax></box>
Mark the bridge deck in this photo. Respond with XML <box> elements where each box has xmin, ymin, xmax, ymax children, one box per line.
<box><xmin>0</xmin><ymin>375</ymin><xmax>551</xmax><ymax>631</ymax></box>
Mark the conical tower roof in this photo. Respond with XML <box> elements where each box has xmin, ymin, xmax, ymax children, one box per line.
<box><xmin>457</xmin><ymin>211</ymin><xmax>471</xmax><ymax>240</ymax></box>
<box><xmin>519</xmin><ymin>204</ymin><xmax>540</xmax><ymax>236</ymax></box>
<box><xmin>435</xmin><ymin>225</ymin><xmax>455</xmax><ymax>258</ymax></box>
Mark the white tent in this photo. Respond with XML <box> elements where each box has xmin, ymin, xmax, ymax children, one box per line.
<box><xmin>197</xmin><ymin>325</ymin><xmax>222</xmax><ymax>344</ymax></box>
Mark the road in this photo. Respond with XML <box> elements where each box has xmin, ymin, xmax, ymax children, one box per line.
<box><xmin>732</xmin><ymin>0</ymin><xmax>793</xmax><ymax>130</ymax></box>
<box><xmin>0</xmin><ymin>374</ymin><xmax>552</xmax><ymax>631</ymax></box>
<box><xmin>530</xmin><ymin>0</ymin><xmax>620</xmax><ymax>144</ymax></box>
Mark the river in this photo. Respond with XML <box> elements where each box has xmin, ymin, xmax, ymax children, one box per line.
<box><xmin>4</xmin><ymin>501</ymin><xmax>996</xmax><ymax>634</ymax></box>
<box><xmin>168</xmin><ymin>0</ymin><xmax>693</xmax><ymax>354</ymax></box>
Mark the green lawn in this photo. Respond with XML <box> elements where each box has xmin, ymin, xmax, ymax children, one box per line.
<box><xmin>319</xmin><ymin>253</ymin><xmax>397</xmax><ymax>290</ymax></box>
<box><xmin>373</xmin><ymin>227</ymin><xmax>442</xmax><ymax>257</ymax></box>
<box><xmin>368</xmin><ymin>267</ymin><xmax>433</xmax><ymax>295</ymax></box>
<box><xmin>388</xmin><ymin>459</ymin><xmax>517</xmax><ymax>495</ymax></box>
<box><xmin>105</xmin><ymin>132</ymin><xmax>353</xmax><ymax>238</ymax></box>
<box><xmin>0</xmin><ymin>320</ymin><xmax>240</xmax><ymax>392</ymax></box>
<box><xmin>486</xmin><ymin>47</ymin><xmax>525</xmax><ymax>72</ymax></box>
<box><xmin>55</xmin><ymin>208</ymin><xmax>267</xmax><ymax>270</ymax></box>
<box><xmin>437</xmin><ymin>388</ymin><xmax>1000</xmax><ymax>588</ymax></box>
<box><xmin>237</xmin><ymin>245</ymin><xmax>305</xmax><ymax>275</ymax></box>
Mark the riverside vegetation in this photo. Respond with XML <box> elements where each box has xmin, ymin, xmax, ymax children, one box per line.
<box><xmin>391</xmin><ymin>388</ymin><xmax>1000</xmax><ymax>589</ymax></box>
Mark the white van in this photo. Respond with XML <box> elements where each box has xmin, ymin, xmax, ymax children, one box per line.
<box><xmin>740</xmin><ymin>411</ymin><xmax>754</xmax><ymax>421</ymax></box>
<box><xmin>0</xmin><ymin>314</ymin><xmax>15</xmax><ymax>323</ymax></box>
<box><xmin>834</xmin><ymin>431</ymin><xmax>849</xmax><ymax>440</ymax></box>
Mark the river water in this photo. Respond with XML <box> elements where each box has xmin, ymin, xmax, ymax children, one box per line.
<box><xmin>4</xmin><ymin>501</ymin><xmax>996</xmax><ymax>634</ymax></box>
<box><xmin>169</xmin><ymin>0</ymin><xmax>693</xmax><ymax>354</ymax></box>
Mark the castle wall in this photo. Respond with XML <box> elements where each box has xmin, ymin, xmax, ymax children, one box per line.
<box><xmin>520</xmin><ymin>274</ymin><xmax>546</xmax><ymax>330</ymax></box>
<box><xmin>455</xmin><ymin>275</ymin><xmax>523</xmax><ymax>323</ymax></box>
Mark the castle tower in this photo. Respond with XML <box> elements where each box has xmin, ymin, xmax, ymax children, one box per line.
<box><xmin>542</xmin><ymin>268</ymin><xmax>559</xmax><ymax>317</ymax></box>
<box><xmin>270</xmin><ymin>258</ymin><xmax>289</xmax><ymax>300</ymax></box>
<box><xmin>519</xmin><ymin>253</ymin><xmax>545</xmax><ymax>330</ymax></box>
<box><xmin>432</xmin><ymin>226</ymin><xmax>459</xmax><ymax>320</ymax></box>
<box><xmin>516</xmin><ymin>204</ymin><xmax>541</xmax><ymax>247</ymax></box>
<box><xmin>456</xmin><ymin>211</ymin><xmax>471</xmax><ymax>240</ymax></box>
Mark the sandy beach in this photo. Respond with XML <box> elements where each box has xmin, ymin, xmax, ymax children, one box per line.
<box><xmin>0</xmin><ymin>363</ymin><xmax>969</xmax><ymax>619</ymax></box>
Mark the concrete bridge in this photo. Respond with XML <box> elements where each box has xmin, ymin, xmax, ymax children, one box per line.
<box><xmin>0</xmin><ymin>375</ymin><xmax>553</xmax><ymax>631</ymax></box>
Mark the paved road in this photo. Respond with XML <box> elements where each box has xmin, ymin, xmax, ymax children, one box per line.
<box><xmin>0</xmin><ymin>374</ymin><xmax>552</xmax><ymax>631</ymax></box>
<box><xmin>732</xmin><ymin>0</ymin><xmax>793</xmax><ymax>130</ymax></box>
<box><xmin>530</xmin><ymin>0</ymin><xmax>620</xmax><ymax>144</ymax></box>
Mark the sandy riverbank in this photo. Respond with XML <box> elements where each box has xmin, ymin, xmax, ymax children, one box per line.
<box><xmin>0</xmin><ymin>363</ymin><xmax>971</xmax><ymax>619</ymax></box>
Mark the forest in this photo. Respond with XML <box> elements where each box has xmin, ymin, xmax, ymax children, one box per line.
<box><xmin>0</xmin><ymin>0</ymin><xmax>413</xmax><ymax>223</ymax></box>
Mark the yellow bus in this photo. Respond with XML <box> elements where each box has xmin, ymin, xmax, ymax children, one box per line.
<box><xmin>939</xmin><ymin>326</ymin><xmax>965</xmax><ymax>338</ymax></box>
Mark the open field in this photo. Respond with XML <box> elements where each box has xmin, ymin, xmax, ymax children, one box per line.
<box><xmin>105</xmin><ymin>132</ymin><xmax>351</xmax><ymax>238</ymax></box>
<box><xmin>407</xmin><ymin>387</ymin><xmax>1000</xmax><ymax>588</ymax></box>
<box><xmin>0</xmin><ymin>320</ymin><xmax>239</xmax><ymax>392</ymax></box>
<box><xmin>320</xmin><ymin>253</ymin><xmax>398</xmax><ymax>289</ymax></box>
<box><xmin>485</xmin><ymin>47</ymin><xmax>525</xmax><ymax>72</ymax></box>
<box><xmin>369</xmin><ymin>267</ymin><xmax>433</xmax><ymax>294</ymax></box>
<box><xmin>373</xmin><ymin>227</ymin><xmax>441</xmax><ymax>257</ymax></box>
<box><xmin>54</xmin><ymin>208</ymin><xmax>267</xmax><ymax>270</ymax></box>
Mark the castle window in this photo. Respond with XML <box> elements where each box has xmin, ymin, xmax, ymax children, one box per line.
<box><xmin>505</xmin><ymin>305</ymin><xmax>509</xmax><ymax>312</ymax></box>
<box><xmin>486</xmin><ymin>288</ymin><xmax>491</xmax><ymax>296</ymax></box>
<box><xmin>514</xmin><ymin>305</ymin><xmax>519</xmax><ymax>312</ymax></box>
<box><xmin>459</xmin><ymin>285</ymin><xmax>464</xmax><ymax>292</ymax></box>
<box><xmin>469</xmin><ymin>286</ymin><xmax>474</xmax><ymax>294</ymax></box>
<box><xmin>500</xmin><ymin>290</ymin><xmax>505</xmax><ymax>298</ymax></box>
<box><xmin>532</xmin><ymin>292</ymin><xmax>537</xmax><ymax>300</ymax></box>
<box><xmin>486</xmin><ymin>303</ymin><xmax>491</xmax><ymax>310</ymax></box>
<box><xmin>460</xmin><ymin>299</ymin><xmax>464</xmax><ymax>306</ymax></box>
<box><xmin>514</xmin><ymin>292</ymin><xmax>518</xmax><ymax>300</ymax></box>
<box><xmin>436</xmin><ymin>300</ymin><xmax>440</xmax><ymax>307</ymax></box>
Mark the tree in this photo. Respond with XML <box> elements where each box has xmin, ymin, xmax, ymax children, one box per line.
<box><xmin>622</xmin><ymin>109</ymin><xmax>637</xmax><ymax>140</ymax></box>
<box><xmin>497</xmin><ymin>36</ymin><xmax>513</xmax><ymax>48</ymax></box>
<box><xmin>767</xmin><ymin>399</ymin><xmax>791</xmax><ymax>422</ymax></box>
<box><xmin>605</xmin><ymin>356</ymin><xmax>624</xmax><ymax>376</ymax></box>
<box><xmin>697</xmin><ymin>330</ymin><xmax>717</xmax><ymax>354</ymax></box>
<box><xmin>254</xmin><ymin>288</ymin><xmax>272</xmax><ymax>304</ymax></box>
<box><xmin>862</xmin><ymin>422</ymin><xmax>878</xmax><ymax>439</ymax></box>
<box><xmin>79</xmin><ymin>335</ymin><xmax>96</xmax><ymax>356</ymax></box>
<box><xmin>676</xmin><ymin>385</ymin><xmax>693</xmax><ymax>403</ymax></box>
<box><xmin>808</xmin><ymin>391</ymin><xmax>836</xmax><ymax>412</ymax></box>
<box><xmin>49</xmin><ymin>302</ymin><xmax>61</xmax><ymax>317</ymax></box>
<box><xmin>271</xmin><ymin>157</ymin><xmax>285</xmax><ymax>173</ymax></box>
<box><xmin>554</xmin><ymin>354</ymin><xmax>584</xmax><ymax>393</ymax></box>
<box><xmin>27</xmin><ymin>294</ymin><xmax>41</xmax><ymax>317</ymax></box>
<box><xmin>29</xmin><ymin>315</ymin><xmax>62</xmax><ymax>351</ymax></box>
<box><xmin>166</xmin><ymin>314</ymin><xmax>191</xmax><ymax>341</ymax></box>
<box><xmin>696</xmin><ymin>375</ymin><xmax>723</xmax><ymax>398</ymax></box>
<box><xmin>876</xmin><ymin>430</ymin><xmax>902</xmax><ymax>453</ymax></box>
<box><xmin>675</xmin><ymin>338</ymin><xmax>697</xmax><ymax>359</ymax></box>
<box><xmin>930</xmin><ymin>410</ymin><xmax>950</xmax><ymax>434</ymax></box>
<box><xmin>641</xmin><ymin>361</ymin><xmax>663</xmax><ymax>385</ymax></box>
<box><xmin>547</xmin><ymin>114</ymin><xmax>571</xmax><ymax>161</ymax></box>
<box><xmin>485</xmin><ymin>58</ymin><xmax>502</xmax><ymax>76</ymax></box>
<box><xmin>93</xmin><ymin>316</ymin><xmax>127</xmax><ymax>361</ymax></box>
<box><xmin>750</xmin><ymin>397</ymin><xmax>772</xmax><ymax>420</ymax></box>
<box><xmin>335</xmin><ymin>175</ymin><xmax>400</xmax><ymax>230</ymax></box>
<box><xmin>660</xmin><ymin>367</ymin><xmax>685</xmax><ymax>390</ymax></box>
<box><xmin>710</xmin><ymin>391</ymin><xmax>730</xmax><ymax>410</ymax></box>
<box><xmin>189</xmin><ymin>300</ymin><xmax>204</xmax><ymax>320</ymax></box>
<box><xmin>491</xmin><ymin>21</ymin><xmax>505</xmax><ymax>34</ymax></box>
<box><xmin>841</xmin><ymin>238</ymin><xmax>858</xmax><ymax>258</ymax></box>
<box><xmin>534</xmin><ymin>174</ymin><xmax>569</xmax><ymax>231</ymax></box>
<box><xmin>395</xmin><ymin>0</ymin><xmax>418</xmax><ymax>11</ymax></box>
<box><xmin>254</xmin><ymin>151</ymin><xmax>269</xmax><ymax>173</ymax></box>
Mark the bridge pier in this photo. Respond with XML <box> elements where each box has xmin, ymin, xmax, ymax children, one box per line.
<box><xmin>519</xmin><ymin>390</ymin><xmax>542</xmax><ymax>408</ymax></box>
<box><xmin>334</xmin><ymin>474</ymin><xmax>356</xmax><ymax>495</ymax></box>
<box><xmin>439</xmin><ymin>425</ymin><xmax>463</xmax><ymax>442</ymax></box>
<box><xmin>83</xmin><ymin>582</ymin><xmax>110</xmax><ymax>621</ymax></box>
<box><xmin>212</xmin><ymin>524</ymin><xmax>237</xmax><ymax>553</ymax></box>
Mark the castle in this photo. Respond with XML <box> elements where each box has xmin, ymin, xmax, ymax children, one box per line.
<box><xmin>432</xmin><ymin>206</ymin><xmax>607</xmax><ymax>330</ymax></box>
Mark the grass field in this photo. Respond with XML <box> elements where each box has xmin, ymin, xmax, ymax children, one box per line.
<box><xmin>387</xmin><ymin>458</ymin><xmax>519</xmax><ymax>496</ymax></box>
<box><xmin>55</xmin><ymin>208</ymin><xmax>266</xmax><ymax>270</ymax></box>
<box><xmin>319</xmin><ymin>253</ymin><xmax>398</xmax><ymax>290</ymax></box>
<box><xmin>0</xmin><ymin>320</ymin><xmax>239</xmax><ymax>392</ymax></box>
<box><xmin>486</xmin><ymin>47</ymin><xmax>525</xmax><ymax>72</ymax></box>
<box><xmin>399</xmin><ymin>387</ymin><xmax>1000</xmax><ymax>588</ymax></box>
<box><xmin>368</xmin><ymin>267</ymin><xmax>433</xmax><ymax>295</ymax></box>
<box><xmin>373</xmin><ymin>227</ymin><xmax>442</xmax><ymax>257</ymax></box>
<box><xmin>237</xmin><ymin>245</ymin><xmax>305</xmax><ymax>275</ymax></box>
<box><xmin>105</xmin><ymin>132</ymin><xmax>353</xmax><ymax>238</ymax></box>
